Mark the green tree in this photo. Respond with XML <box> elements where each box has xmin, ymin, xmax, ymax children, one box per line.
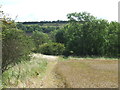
<box><xmin>32</xmin><ymin>31</ymin><xmax>50</xmax><ymax>52</ymax></box>
<box><xmin>60</xmin><ymin>12</ymin><xmax>111</xmax><ymax>57</ymax></box>
<box><xmin>67</xmin><ymin>12</ymin><xmax>96</xmax><ymax>22</ymax></box>
<box><xmin>105</xmin><ymin>21</ymin><xmax>119</xmax><ymax>57</ymax></box>
<box><xmin>16</xmin><ymin>22</ymin><xmax>27</xmax><ymax>31</ymax></box>
<box><xmin>39</xmin><ymin>43</ymin><xmax>65</xmax><ymax>55</ymax></box>
<box><xmin>55</xmin><ymin>29</ymin><xmax>66</xmax><ymax>43</ymax></box>
<box><xmin>2</xmin><ymin>19</ymin><xmax>34</xmax><ymax>72</ymax></box>
<box><xmin>49</xmin><ymin>30</ymin><xmax>58</xmax><ymax>42</ymax></box>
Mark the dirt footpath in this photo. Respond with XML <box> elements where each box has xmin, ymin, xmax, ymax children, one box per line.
<box><xmin>35</xmin><ymin>54</ymin><xmax>66</xmax><ymax>88</ymax></box>
<box><xmin>32</xmin><ymin>53</ymin><xmax>63</xmax><ymax>88</ymax></box>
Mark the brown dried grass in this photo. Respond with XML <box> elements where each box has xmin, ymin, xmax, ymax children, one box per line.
<box><xmin>53</xmin><ymin>59</ymin><xmax>118</xmax><ymax>88</ymax></box>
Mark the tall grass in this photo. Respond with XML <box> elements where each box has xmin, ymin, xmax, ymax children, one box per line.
<box><xmin>0</xmin><ymin>76</ymin><xmax>2</xmax><ymax>89</ymax></box>
<box><xmin>68</xmin><ymin>56</ymin><xmax>118</xmax><ymax>60</ymax></box>
<box><xmin>54</xmin><ymin>59</ymin><xmax>118</xmax><ymax>88</ymax></box>
<box><xmin>2</xmin><ymin>55</ymin><xmax>48</xmax><ymax>88</ymax></box>
<box><xmin>58</xmin><ymin>55</ymin><xmax>118</xmax><ymax>61</ymax></box>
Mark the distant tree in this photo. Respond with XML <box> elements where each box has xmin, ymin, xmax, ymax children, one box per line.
<box><xmin>38</xmin><ymin>43</ymin><xmax>65</xmax><ymax>55</ymax></box>
<box><xmin>16</xmin><ymin>22</ymin><xmax>27</xmax><ymax>31</ymax></box>
<box><xmin>55</xmin><ymin>29</ymin><xmax>66</xmax><ymax>43</ymax></box>
<box><xmin>49</xmin><ymin>30</ymin><xmax>58</xmax><ymax>42</ymax></box>
<box><xmin>67</xmin><ymin>12</ymin><xmax>96</xmax><ymax>22</ymax></box>
<box><xmin>32</xmin><ymin>31</ymin><xmax>50</xmax><ymax>52</ymax></box>
<box><xmin>42</xmin><ymin>26</ymin><xmax>59</xmax><ymax>33</ymax></box>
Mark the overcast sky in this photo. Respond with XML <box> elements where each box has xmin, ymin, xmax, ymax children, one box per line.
<box><xmin>1</xmin><ymin>0</ymin><xmax>119</xmax><ymax>22</ymax></box>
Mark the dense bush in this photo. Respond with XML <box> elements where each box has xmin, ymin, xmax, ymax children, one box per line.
<box><xmin>54</xmin><ymin>12</ymin><xmax>119</xmax><ymax>57</ymax></box>
<box><xmin>32</xmin><ymin>31</ymin><xmax>50</xmax><ymax>52</ymax></box>
<box><xmin>2</xmin><ymin>19</ymin><xmax>34</xmax><ymax>72</ymax></box>
<box><xmin>38</xmin><ymin>43</ymin><xmax>65</xmax><ymax>55</ymax></box>
<box><xmin>55</xmin><ymin>29</ymin><xmax>66</xmax><ymax>43</ymax></box>
<box><xmin>16</xmin><ymin>23</ymin><xmax>59</xmax><ymax>33</ymax></box>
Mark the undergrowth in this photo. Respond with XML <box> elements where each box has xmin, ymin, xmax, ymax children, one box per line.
<box><xmin>2</xmin><ymin>55</ymin><xmax>48</xmax><ymax>88</ymax></box>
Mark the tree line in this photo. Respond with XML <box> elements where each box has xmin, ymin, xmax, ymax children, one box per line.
<box><xmin>21</xmin><ymin>20</ymin><xmax>68</xmax><ymax>24</ymax></box>
<box><xmin>2</xmin><ymin>11</ymin><xmax>119</xmax><ymax>72</ymax></box>
<box><xmin>17</xmin><ymin>12</ymin><xmax>119</xmax><ymax>57</ymax></box>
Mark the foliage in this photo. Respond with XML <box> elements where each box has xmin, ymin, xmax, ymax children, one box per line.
<box><xmin>2</xmin><ymin>17</ymin><xmax>34</xmax><ymax>72</ymax></box>
<box><xmin>105</xmin><ymin>21</ymin><xmax>119</xmax><ymax>57</ymax></box>
<box><xmin>48</xmin><ymin>30</ymin><xmax>58</xmax><ymax>42</ymax></box>
<box><xmin>38</xmin><ymin>43</ymin><xmax>65</xmax><ymax>55</ymax></box>
<box><xmin>16</xmin><ymin>23</ymin><xmax>60</xmax><ymax>34</ymax></box>
<box><xmin>16</xmin><ymin>23</ymin><xmax>27</xmax><ymax>31</ymax></box>
<box><xmin>2</xmin><ymin>55</ymin><xmax>48</xmax><ymax>88</ymax></box>
<box><xmin>3</xmin><ymin>11</ymin><xmax>119</xmax><ymax>58</ymax></box>
<box><xmin>54</xmin><ymin>12</ymin><xmax>119</xmax><ymax>57</ymax></box>
<box><xmin>41</xmin><ymin>26</ymin><xmax>59</xmax><ymax>33</ymax></box>
<box><xmin>32</xmin><ymin>31</ymin><xmax>50</xmax><ymax>52</ymax></box>
<box><xmin>55</xmin><ymin>29</ymin><xmax>66</xmax><ymax>43</ymax></box>
<box><xmin>67</xmin><ymin>12</ymin><xmax>96</xmax><ymax>22</ymax></box>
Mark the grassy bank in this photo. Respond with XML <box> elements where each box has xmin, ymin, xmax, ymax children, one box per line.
<box><xmin>2</xmin><ymin>54</ymin><xmax>48</xmax><ymax>88</ymax></box>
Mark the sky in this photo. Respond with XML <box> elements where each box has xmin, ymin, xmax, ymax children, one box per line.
<box><xmin>0</xmin><ymin>0</ymin><xmax>119</xmax><ymax>22</ymax></box>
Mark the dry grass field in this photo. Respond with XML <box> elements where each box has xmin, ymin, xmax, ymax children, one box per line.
<box><xmin>53</xmin><ymin>59</ymin><xmax>118</xmax><ymax>88</ymax></box>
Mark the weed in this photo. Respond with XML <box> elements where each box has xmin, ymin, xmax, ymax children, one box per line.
<box><xmin>2</xmin><ymin>54</ymin><xmax>48</xmax><ymax>88</ymax></box>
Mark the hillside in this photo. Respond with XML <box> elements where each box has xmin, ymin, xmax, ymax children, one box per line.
<box><xmin>18</xmin><ymin>20</ymin><xmax>68</xmax><ymax>26</ymax></box>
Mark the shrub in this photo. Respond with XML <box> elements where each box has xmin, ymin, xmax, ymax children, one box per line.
<box><xmin>32</xmin><ymin>31</ymin><xmax>50</xmax><ymax>52</ymax></box>
<box><xmin>38</xmin><ymin>43</ymin><xmax>65</xmax><ymax>55</ymax></box>
<box><xmin>2</xmin><ymin>20</ymin><xmax>34</xmax><ymax>72</ymax></box>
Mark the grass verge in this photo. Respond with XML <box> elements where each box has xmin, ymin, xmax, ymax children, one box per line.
<box><xmin>58</xmin><ymin>55</ymin><xmax>118</xmax><ymax>61</ymax></box>
<box><xmin>2</xmin><ymin>54</ymin><xmax>48</xmax><ymax>88</ymax></box>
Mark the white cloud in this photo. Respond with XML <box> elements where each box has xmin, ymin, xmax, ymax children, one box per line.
<box><xmin>1</xmin><ymin>0</ymin><xmax>119</xmax><ymax>21</ymax></box>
